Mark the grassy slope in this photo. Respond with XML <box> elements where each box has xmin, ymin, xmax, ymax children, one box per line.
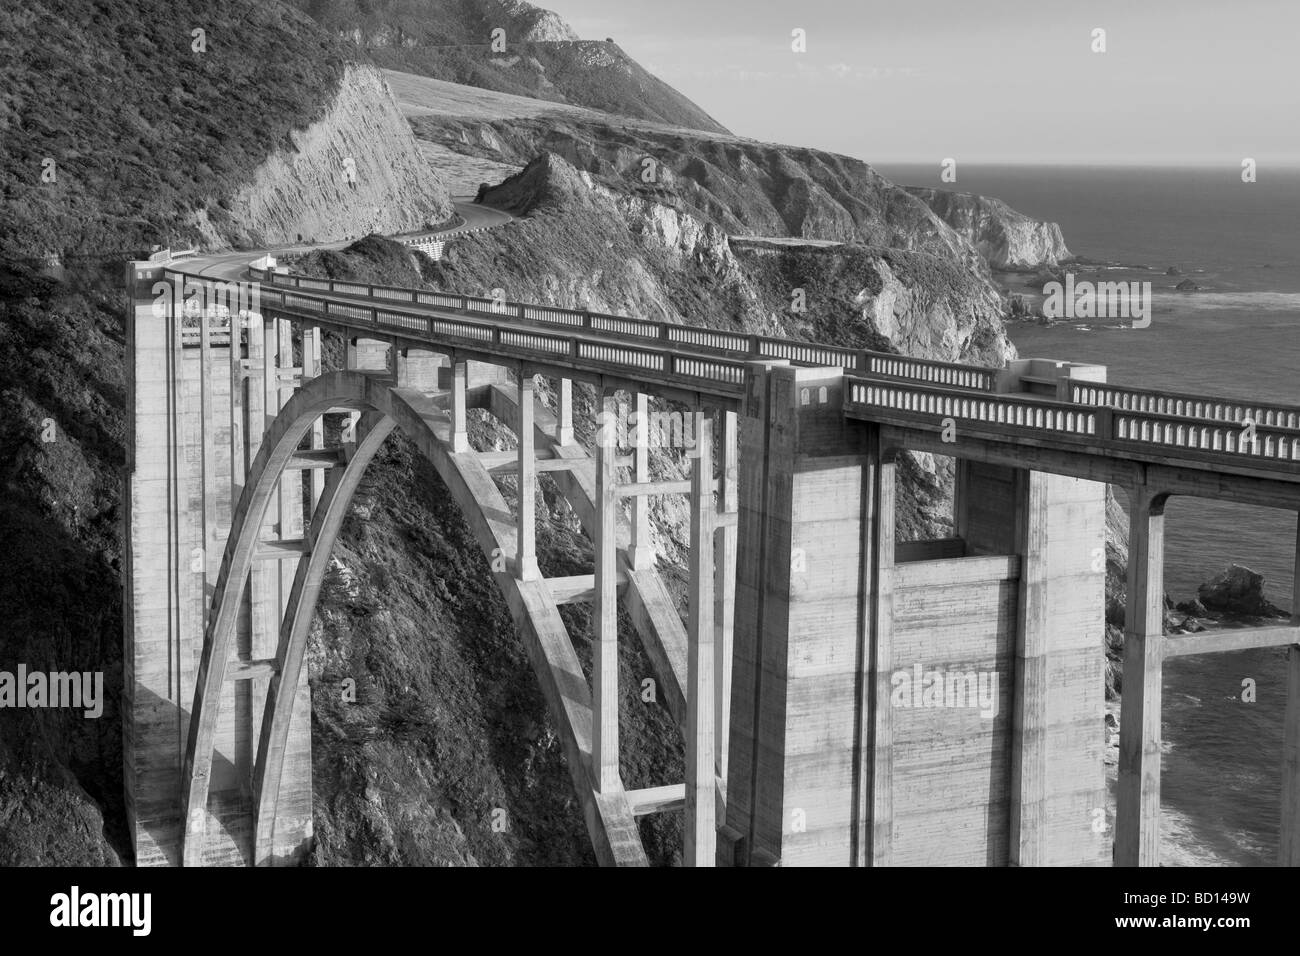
<box><xmin>288</xmin><ymin>0</ymin><xmax>727</xmax><ymax>133</ymax></box>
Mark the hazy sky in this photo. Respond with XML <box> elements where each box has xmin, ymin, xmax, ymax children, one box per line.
<box><xmin>548</xmin><ymin>0</ymin><xmax>1299</xmax><ymax>166</ymax></box>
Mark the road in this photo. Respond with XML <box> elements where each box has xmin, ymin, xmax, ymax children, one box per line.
<box><xmin>185</xmin><ymin>199</ymin><xmax>513</xmax><ymax>281</ymax></box>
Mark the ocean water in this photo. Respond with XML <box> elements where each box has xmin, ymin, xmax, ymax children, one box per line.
<box><xmin>879</xmin><ymin>164</ymin><xmax>1300</xmax><ymax>866</ymax></box>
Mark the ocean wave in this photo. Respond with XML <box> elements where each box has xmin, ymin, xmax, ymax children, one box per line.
<box><xmin>1157</xmin><ymin>291</ymin><xmax>1300</xmax><ymax>312</ymax></box>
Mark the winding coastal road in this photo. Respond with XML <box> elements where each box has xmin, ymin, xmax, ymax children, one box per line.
<box><xmin>187</xmin><ymin>198</ymin><xmax>513</xmax><ymax>281</ymax></box>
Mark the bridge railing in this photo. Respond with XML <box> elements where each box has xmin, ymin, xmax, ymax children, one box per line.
<box><xmin>244</xmin><ymin>266</ymin><xmax>1001</xmax><ymax>389</ymax></box>
<box><xmin>254</xmin><ymin>284</ymin><xmax>751</xmax><ymax>394</ymax></box>
<box><xmin>846</xmin><ymin>377</ymin><xmax>1300</xmax><ymax>468</ymax></box>
<box><xmin>1066</xmin><ymin>379</ymin><xmax>1300</xmax><ymax>430</ymax></box>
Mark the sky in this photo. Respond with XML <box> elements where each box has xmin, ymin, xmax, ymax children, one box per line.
<box><xmin>546</xmin><ymin>0</ymin><xmax>1300</xmax><ymax>166</ymax></box>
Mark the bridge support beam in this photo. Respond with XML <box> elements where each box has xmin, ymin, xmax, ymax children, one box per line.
<box><xmin>592</xmin><ymin>389</ymin><xmax>620</xmax><ymax>793</ymax></box>
<box><xmin>302</xmin><ymin>326</ymin><xmax>325</xmax><ymax>510</ymax></box>
<box><xmin>555</xmin><ymin>377</ymin><xmax>574</xmax><ymax>446</ymax></box>
<box><xmin>629</xmin><ymin>392</ymin><xmax>654</xmax><ymax>571</ymax></box>
<box><xmin>684</xmin><ymin>408</ymin><xmax>716</xmax><ymax>866</ymax></box>
<box><xmin>714</xmin><ymin>410</ymin><xmax>738</xmax><ymax>788</ymax></box>
<box><xmin>1116</xmin><ymin>485</ymin><xmax>1167</xmax><ymax>866</ymax></box>
<box><xmin>451</xmin><ymin>361</ymin><xmax>470</xmax><ymax>453</ymax></box>
<box><xmin>396</xmin><ymin>347</ymin><xmax>444</xmax><ymax>393</ymax></box>
<box><xmin>516</xmin><ymin>372</ymin><xmax>540</xmax><ymax>581</ymax></box>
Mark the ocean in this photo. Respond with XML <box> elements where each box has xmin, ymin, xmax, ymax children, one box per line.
<box><xmin>878</xmin><ymin>164</ymin><xmax>1300</xmax><ymax>866</ymax></box>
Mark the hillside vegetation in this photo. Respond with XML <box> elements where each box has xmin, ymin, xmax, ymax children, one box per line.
<box><xmin>0</xmin><ymin>0</ymin><xmax>357</xmax><ymax>263</ymax></box>
<box><xmin>0</xmin><ymin>0</ymin><xmax>438</xmax><ymax>865</ymax></box>
<box><xmin>288</xmin><ymin>0</ymin><xmax>729</xmax><ymax>133</ymax></box>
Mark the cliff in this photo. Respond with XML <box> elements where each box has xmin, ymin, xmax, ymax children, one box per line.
<box><xmin>410</xmin><ymin>105</ymin><xmax>981</xmax><ymax>263</ymax></box>
<box><xmin>903</xmin><ymin>186</ymin><xmax>1072</xmax><ymax>269</ymax></box>
<box><xmin>187</xmin><ymin>65</ymin><xmax>453</xmax><ymax>248</ymax></box>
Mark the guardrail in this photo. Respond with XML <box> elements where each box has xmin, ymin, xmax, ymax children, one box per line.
<box><xmin>249</xmin><ymin>282</ymin><xmax>752</xmax><ymax>395</ymax></box>
<box><xmin>846</xmin><ymin>377</ymin><xmax>1300</xmax><ymax>467</ymax></box>
<box><xmin>244</xmin><ymin>267</ymin><xmax>1000</xmax><ymax>388</ymax></box>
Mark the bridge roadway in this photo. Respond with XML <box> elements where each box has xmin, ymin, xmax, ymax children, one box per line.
<box><xmin>171</xmin><ymin>260</ymin><xmax>1300</xmax><ymax>494</ymax></box>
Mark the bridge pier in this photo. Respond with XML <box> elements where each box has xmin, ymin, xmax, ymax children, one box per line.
<box><xmin>723</xmin><ymin>363</ymin><xmax>1108</xmax><ymax>866</ymax></box>
<box><xmin>124</xmin><ymin>264</ymin><xmax>314</xmax><ymax>866</ymax></box>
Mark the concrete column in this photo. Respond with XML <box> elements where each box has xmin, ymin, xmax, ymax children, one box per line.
<box><xmin>396</xmin><ymin>347</ymin><xmax>443</xmax><ymax>393</ymax></box>
<box><xmin>862</xmin><ymin>427</ymin><xmax>894</xmax><ymax>868</ymax></box>
<box><xmin>684</xmin><ymin>408</ymin><xmax>716</xmax><ymax>866</ymax></box>
<box><xmin>451</xmin><ymin>361</ymin><xmax>469</xmax><ymax>453</ymax></box>
<box><xmin>714</xmin><ymin>410</ymin><xmax>738</xmax><ymax>786</ymax></box>
<box><xmin>1011</xmin><ymin>469</ymin><xmax>1050</xmax><ymax>866</ymax></box>
<box><xmin>123</xmin><ymin>262</ymin><xmax>189</xmax><ymax>865</ymax></box>
<box><xmin>230</xmin><ymin>313</ymin><xmax>246</xmax><ymax>507</ymax></box>
<box><xmin>199</xmin><ymin>298</ymin><xmax>217</xmax><ymax>616</ymax></box>
<box><xmin>301</xmin><ymin>326</ymin><xmax>325</xmax><ymax>510</ymax></box>
<box><xmin>722</xmin><ymin>362</ymin><xmax>871</xmax><ymax>867</ymax></box>
<box><xmin>1115</xmin><ymin>486</ymin><xmax>1166</xmax><ymax>867</ymax></box>
<box><xmin>516</xmin><ymin>372</ymin><xmax>540</xmax><ymax>581</ymax></box>
<box><xmin>592</xmin><ymin>389</ymin><xmax>620</xmax><ymax>793</ymax></box>
<box><xmin>555</xmin><ymin>377</ymin><xmax>574</xmax><ymax>446</ymax></box>
<box><xmin>628</xmin><ymin>392</ymin><xmax>653</xmax><ymax>570</ymax></box>
<box><xmin>1009</xmin><ymin>467</ymin><xmax>1108</xmax><ymax>866</ymax></box>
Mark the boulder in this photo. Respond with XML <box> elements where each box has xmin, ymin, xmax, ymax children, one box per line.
<box><xmin>1197</xmin><ymin>564</ymin><xmax>1284</xmax><ymax>618</ymax></box>
<box><xmin>1175</xmin><ymin>278</ymin><xmax>1199</xmax><ymax>292</ymax></box>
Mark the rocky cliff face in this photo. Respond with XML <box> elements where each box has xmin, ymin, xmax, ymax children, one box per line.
<box><xmin>415</xmin><ymin>113</ymin><xmax>984</xmax><ymax>262</ymax></box>
<box><xmin>188</xmin><ymin>65</ymin><xmax>453</xmax><ymax>248</ymax></box>
<box><xmin>903</xmin><ymin>187</ymin><xmax>1070</xmax><ymax>269</ymax></box>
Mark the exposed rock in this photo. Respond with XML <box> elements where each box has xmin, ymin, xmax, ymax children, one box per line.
<box><xmin>1198</xmin><ymin>564</ymin><xmax>1286</xmax><ymax>618</ymax></box>
<box><xmin>1166</xmin><ymin>266</ymin><xmax>1182</xmax><ymax>276</ymax></box>
<box><xmin>187</xmin><ymin>64</ymin><xmax>454</xmax><ymax>248</ymax></box>
<box><xmin>903</xmin><ymin>186</ymin><xmax>1072</xmax><ymax>269</ymax></box>
<box><xmin>414</xmin><ymin>110</ymin><xmax>1009</xmax><ymax>270</ymax></box>
<box><xmin>1176</xmin><ymin>278</ymin><xmax>1199</xmax><ymax>292</ymax></box>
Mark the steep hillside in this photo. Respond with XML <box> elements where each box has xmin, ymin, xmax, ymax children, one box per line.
<box><xmin>187</xmin><ymin>64</ymin><xmax>453</xmax><ymax>248</ymax></box>
<box><xmin>904</xmin><ymin>186</ymin><xmax>1072</xmax><ymax>269</ymax></box>
<box><xmin>289</xmin><ymin>0</ymin><xmax>728</xmax><ymax>133</ymax></box>
<box><xmin>0</xmin><ymin>0</ymin><xmax>451</xmax><ymax>866</ymax></box>
<box><xmin>1</xmin><ymin>0</ymin><xmax>347</xmax><ymax>263</ymax></box>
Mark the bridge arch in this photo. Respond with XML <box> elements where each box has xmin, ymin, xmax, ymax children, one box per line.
<box><xmin>180</xmin><ymin>370</ymin><xmax>648</xmax><ymax>866</ymax></box>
